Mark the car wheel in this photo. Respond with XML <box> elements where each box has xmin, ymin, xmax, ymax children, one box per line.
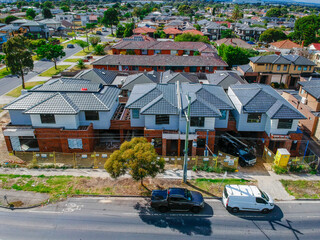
<box><xmin>231</xmin><ymin>207</ymin><xmax>239</xmax><ymax>213</ymax></box>
<box><xmin>158</xmin><ymin>206</ymin><xmax>168</xmax><ymax>213</ymax></box>
<box><xmin>239</xmin><ymin>161</ymin><xmax>245</xmax><ymax>167</ymax></box>
<box><xmin>261</xmin><ymin>208</ymin><xmax>270</xmax><ymax>214</ymax></box>
<box><xmin>191</xmin><ymin>206</ymin><xmax>201</xmax><ymax>214</ymax></box>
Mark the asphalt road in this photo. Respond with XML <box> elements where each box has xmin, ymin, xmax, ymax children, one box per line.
<box><xmin>0</xmin><ymin>197</ymin><xmax>319</xmax><ymax>240</ymax></box>
<box><xmin>0</xmin><ymin>45</ymin><xmax>81</xmax><ymax>96</ymax></box>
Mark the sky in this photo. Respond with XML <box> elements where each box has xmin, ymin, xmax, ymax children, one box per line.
<box><xmin>293</xmin><ymin>0</ymin><xmax>320</xmax><ymax>3</ymax></box>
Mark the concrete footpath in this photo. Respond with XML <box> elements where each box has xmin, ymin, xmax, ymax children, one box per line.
<box><xmin>1</xmin><ymin>167</ymin><xmax>320</xmax><ymax>201</ymax></box>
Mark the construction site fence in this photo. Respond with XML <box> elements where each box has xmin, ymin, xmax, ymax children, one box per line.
<box><xmin>9</xmin><ymin>151</ymin><xmax>238</xmax><ymax>170</ymax></box>
<box><xmin>262</xmin><ymin>146</ymin><xmax>276</xmax><ymax>163</ymax></box>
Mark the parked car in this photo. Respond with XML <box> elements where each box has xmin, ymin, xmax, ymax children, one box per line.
<box><xmin>222</xmin><ymin>185</ymin><xmax>274</xmax><ymax>214</ymax></box>
<box><xmin>67</xmin><ymin>44</ymin><xmax>75</xmax><ymax>48</ymax></box>
<box><xmin>96</xmin><ymin>31</ymin><xmax>102</xmax><ymax>35</ymax></box>
<box><xmin>217</xmin><ymin>133</ymin><xmax>256</xmax><ymax>167</ymax></box>
<box><xmin>102</xmin><ymin>27</ymin><xmax>107</xmax><ymax>32</ymax></box>
<box><xmin>151</xmin><ymin>188</ymin><xmax>204</xmax><ymax>213</ymax></box>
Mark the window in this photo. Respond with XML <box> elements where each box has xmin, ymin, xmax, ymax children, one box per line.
<box><xmin>303</xmin><ymin>66</ymin><xmax>308</xmax><ymax>71</ymax></box>
<box><xmin>301</xmin><ymin>89</ymin><xmax>305</xmax><ymax>94</ymax></box>
<box><xmin>132</xmin><ymin>109</ymin><xmax>139</xmax><ymax>119</ymax></box>
<box><xmin>190</xmin><ymin>117</ymin><xmax>205</xmax><ymax>127</ymax></box>
<box><xmin>298</xmin><ymin>66</ymin><xmax>302</xmax><ymax>71</ymax></box>
<box><xmin>197</xmin><ymin>138</ymin><xmax>206</xmax><ymax>148</ymax></box>
<box><xmin>153</xmin><ymin>138</ymin><xmax>162</xmax><ymax>148</ymax></box>
<box><xmin>154</xmin><ymin>50</ymin><xmax>161</xmax><ymax>54</ymax></box>
<box><xmin>171</xmin><ymin>50</ymin><xmax>177</xmax><ymax>55</ymax></box>
<box><xmin>256</xmin><ymin>198</ymin><xmax>267</xmax><ymax>204</ymax></box>
<box><xmin>309</xmin><ymin>66</ymin><xmax>312</xmax><ymax>71</ymax></box>
<box><xmin>68</xmin><ymin>139</ymin><xmax>83</xmax><ymax>149</ymax></box>
<box><xmin>85</xmin><ymin>111</ymin><xmax>99</xmax><ymax>121</ymax></box>
<box><xmin>219</xmin><ymin>110</ymin><xmax>227</xmax><ymax>120</ymax></box>
<box><xmin>277</xmin><ymin>119</ymin><xmax>293</xmax><ymax>129</ymax></box>
<box><xmin>141</xmin><ymin>49</ymin><xmax>148</xmax><ymax>55</ymax></box>
<box><xmin>155</xmin><ymin>115</ymin><xmax>169</xmax><ymax>125</ymax></box>
<box><xmin>283</xmin><ymin>65</ymin><xmax>287</xmax><ymax>71</ymax></box>
<box><xmin>277</xmin><ymin>65</ymin><xmax>281</xmax><ymax>71</ymax></box>
<box><xmin>40</xmin><ymin>114</ymin><xmax>55</xmax><ymax>124</ymax></box>
<box><xmin>265</xmin><ymin>64</ymin><xmax>268</xmax><ymax>70</ymax></box>
<box><xmin>247</xmin><ymin>113</ymin><xmax>262</xmax><ymax>123</ymax></box>
<box><xmin>294</xmin><ymin>66</ymin><xmax>296</xmax><ymax>70</ymax></box>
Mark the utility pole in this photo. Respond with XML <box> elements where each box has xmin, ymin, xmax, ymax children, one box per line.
<box><xmin>183</xmin><ymin>95</ymin><xmax>191</xmax><ymax>183</ymax></box>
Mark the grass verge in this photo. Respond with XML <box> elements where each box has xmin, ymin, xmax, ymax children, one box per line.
<box><xmin>0</xmin><ymin>175</ymin><xmax>254</xmax><ymax>202</ymax></box>
<box><xmin>64</xmin><ymin>58</ymin><xmax>82</xmax><ymax>62</ymax></box>
<box><xmin>6</xmin><ymin>81</ymin><xmax>46</xmax><ymax>97</ymax></box>
<box><xmin>61</xmin><ymin>39</ymin><xmax>78</xmax><ymax>48</ymax></box>
<box><xmin>0</xmin><ymin>68</ymin><xmax>11</xmax><ymax>79</ymax></box>
<box><xmin>74</xmin><ymin>46</ymin><xmax>94</xmax><ymax>56</ymax></box>
<box><xmin>280</xmin><ymin>180</ymin><xmax>320</xmax><ymax>199</ymax></box>
<box><xmin>39</xmin><ymin>65</ymin><xmax>71</xmax><ymax>77</ymax></box>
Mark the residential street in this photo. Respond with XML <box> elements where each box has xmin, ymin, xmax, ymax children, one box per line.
<box><xmin>0</xmin><ymin>197</ymin><xmax>319</xmax><ymax>240</ymax></box>
<box><xmin>0</xmin><ymin>45</ymin><xmax>81</xmax><ymax>96</ymax></box>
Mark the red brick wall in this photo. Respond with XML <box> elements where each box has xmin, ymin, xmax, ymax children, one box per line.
<box><xmin>4</xmin><ymin>136</ymin><xmax>13</xmax><ymax>152</ymax></box>
<box><xmin>34</xmin><ymin>128</ymin><xmax>62</xmax><ymax>152</ymax></box>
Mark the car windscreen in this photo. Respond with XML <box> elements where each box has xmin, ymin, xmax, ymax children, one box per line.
<box><xmin>259</xmin><ymin>190</ymin><xmax>269</xmax><ymax>201</ymax></box>
<box><xmin>224</xmin><ymin>187</ymin><xmax>228</xmax><ymax>198</ymax></box>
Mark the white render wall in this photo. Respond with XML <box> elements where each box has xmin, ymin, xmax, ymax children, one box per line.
<box><xmin>30</xmin><ymin>114</ymin><xmax>79</xmax><ymax>130</ymax></box>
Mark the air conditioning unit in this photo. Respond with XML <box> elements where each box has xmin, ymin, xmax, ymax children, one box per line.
<box><xmin>301</xmin><ymin>97</ymin><xmax>308</xmax><ymax>105</ymax></box>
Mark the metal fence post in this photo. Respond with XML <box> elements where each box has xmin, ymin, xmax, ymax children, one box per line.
<box><xmin>53</xmin><ymin>152</ymin><xmax>56</xmax><ymax>165</ymax></box>
<box><xmin>93</xmin><ymin>152</ymin><xmax>98</xmax><ymax>169</ymax></box>
<box><xmin>73</xmin><ymin>153</ymin><xmax>76</xmax><ymax>168</ymax></box>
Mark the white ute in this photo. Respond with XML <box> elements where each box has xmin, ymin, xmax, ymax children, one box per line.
<box><xmin>222</xmin><ymin>185</ymin><xmax>274</xmax><ymax>213</ymax></box>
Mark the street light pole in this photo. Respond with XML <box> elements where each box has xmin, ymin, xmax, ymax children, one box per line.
<box><xmin>183</xmin><ymin>95</ymin><xmax>191</xmax><ymax>183</ymax></box>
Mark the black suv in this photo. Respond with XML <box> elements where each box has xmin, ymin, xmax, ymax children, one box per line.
<box><xmin>151</xmin><ymin>188</ymin><xmax>205</xmax><ymax>213</ymax></box>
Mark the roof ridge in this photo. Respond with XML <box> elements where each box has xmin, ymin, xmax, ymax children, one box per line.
<box><xmin>92</xmin><ymin>93</ymin><xmax>110</xmax><ymax>110</ymax></box>
<box><xmin>126</xmin><ymin>85</ymin><xmax>159</xmax><ymax>108</ymax></box>
<box><xmin>59</xmin><ymin>93</ymin><xmax>79</xmax><ymax>113</ymax></box>
<box><xmin>23</xmin><ymin>92</ymin><xmax>59</xmax><ymax>113</ymax></box>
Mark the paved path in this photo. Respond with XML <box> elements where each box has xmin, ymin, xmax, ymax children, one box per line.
<box><xmin>1</xmin><ymin>167</ymin><xmax>319</xmax><ymax>201</ymax></box>
<box><xmin>0</xmin><ymin>198</ymin><xmax>319</xmax><ymax>239</ymax></box>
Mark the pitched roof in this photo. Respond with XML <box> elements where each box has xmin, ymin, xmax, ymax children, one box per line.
<box><xmin>78</xmin><ymin>69</ymin><xmax>118</xmax><ymax>85</ymax></box>
<box><xmin>133</xmin><ymin>27</ymin><xmax>156</xmax><ymax>34</ymax></box>
<box><xmin>310</xmin><ymin>43</ymin><xmax>320</xmax><ymax>51</ymax></box>
<box><xmin>206</xmin><ymin>71</ymin><xmax>247</xmax><ymax>89</ymax></box>
<box><xmin>183</xmin><ymin>29</ymin><xmax>204</xmax><ymax>36</ymax></box>
<box><xmin>298</xmin><ymin>80</ymin><xmax>320</xmax><ymax>100</ymax></box>
<box><xmin>215</xmin><ymin>38</ymin><xmax>253</xmax><ymax>49</ymax></box>
<box><xmin>112</xmin><ymin>41</ymin><xmax>215</xmax><ymax>52</ymax></box>
<box><xmin>163</xmin><ymin>28</ymin><xmax>182</xmax><ymax>35</ymax></box>
<box><xmin>4</xmin><ymin>80</ymin><xmax>120</xmax><ymax>115</ymax></box>
<box><xmin>270</xmin><ymin>40</ymin><xmax>301</xmax><ymax>49</ymax></box>
<box><xmin>229</xmin><ymin>84</ymin><xmax>305</xmax><ymax>119</ymax></box>
<box><xmin>93</xmin><ymin>54</ymin><xmax>228</xmax><ymax>67</ymax></box>
<box><xmin>238</xmin><ymin>64</ymin><xmax>253</xmax><ymax>73</ymax></box>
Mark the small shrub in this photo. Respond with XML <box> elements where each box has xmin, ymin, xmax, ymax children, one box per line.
<box><xmin>273</xmin><ymin>165</ymin><xmax>288</xmax><ymax>174</ymax></box>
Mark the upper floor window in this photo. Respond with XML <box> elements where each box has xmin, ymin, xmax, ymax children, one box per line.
<box><xmin>155</xmin><ymin>115</ymin><xmax>169</xmax><ymax>125</ymax></box>
<box><xmin>301</xmin><ymin>89</ymin><xmax>305</xmax><ymax>94</ymax></box>
<box><xmin>277</xmin><ymin>65</ymin><xmax>281</xmax><ymax>71</ymax></box>
<box><xmin>265</xmin><ymin>64</ymin><xmax>268</xmax><ymax>70</ymax></box>
<box><xmin>294</xmin><ymin>66</ymin><xmax>296</xmax><ymax>70</ymax></box>
<box><xmin>309</xmin><ymin>66</ymin><xmax>312</xmax><ymax>71</ymax></box>
<box><xmin>85</xmin><ymin>111</ymin><xmax>99</xmax><ymax>121</ymax></box>
<box><xmin>247</xmin><ymin>113</ymin><xmax>262</xmax><ymax>123</ymax></box>
<box><xmin>171</xmin><ymin>50</ymin><xmax>177</xmax><ymax>55</ymax></box>
<box><xmin>277</xmin><ymin>119</ymin><xmax>293</xmax><ymax>129</ymax></box>
<box><xmin>303</xmin><ymin>66</ymin><xmax>308</xmax><ymax>71</ymax></box>
<box><xmin>283</xmin><ymin>65</ymin><xmax>287</xmax><ymax>71</ymax></box>
<box><xmin>190</xmin><ymin>117</ymin><xmax>205</xmax><ymax>127</ymax></box>
<box><xmin>141</xmin><ymin>49</ymin><xmax>148</xmax><ymax>55</ymax></box>
<box><xmin>154</xmin><ymin>50</ymin><xmax>161</xmax><ymax>54</ymax></box>
<box><xmin>40</xmin><ymin>114</ymin><xmax>55</xmax><ymax>124</ymax></box>
<box><xmin>219</xmin><ymin>110</ymin><xmax>227</xmax><ymax>120</ymax></box>
<box><xmin>132</xmin><ymin>109</ymin><xmax>139</xmax><ymax>119</ymax></box>
<box><xmin>298</xmin><ymin>66</ymin><xmax>302</xmax><ymax>71</ymax></box>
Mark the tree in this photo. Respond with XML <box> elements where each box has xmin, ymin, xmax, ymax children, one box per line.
<box><xmin>231</xmin><ymin>5</ymin><xmax>242</xmax><ymax>20</ymax></box>
<box><xmin>178</xmin><ymin>5</ymin><xmax>193</xmax><ymax>16</ymax></box>
<box><xmin>42</xmin><ymin>1</ymin><xmax>53</xmax><ymax>9</ymax></box>
<box><xmin>154</xmin><ymin>30</ymin><xmax>166</xmax><ymax>39</ymax></box>
<box><xmin>5</xmin><ymin>15</ymin><xmax>18</xmax><ymax>24</ymax></box>
<box><xmin>116</xmin><ymin>24</ymin><xmax>125</xmax><ymax>38</ymax></box>
<box><xmin>67</xmin><ymin>32</ymin><xmax>77</xmax><ymax>40</ymax></box>
<box><xmin>292</xmin><ymin>15</ymin><xmax>320</xmax><ymax>46</ymax></box>
<box><xmin>194</xmin><ymin>24</ymin><xmax>201</xmax><ymax>31</ymax></box>
<box><xmin>93</xmin><ymin>44</ymin><xmax>105</xmax><ymax>55</ymax></box>
<box><xmin>26</xmin><ymin>8</ymin><xmax>36</xmax><ymax>19</ymax></box>
<box><xmin>259</xmin><ymin>28</ymin><xmax>287</xmax><ymax>43</ymax></box>
<box><xmin>104</xmin><ymin>137</ymin><xmax>165</xmax><ymax>185</ymax></box>
<box><xmin>175</xmin><ymin>33</ymin><xmax>209</xmax><ymax>43</ymax></box>
<box><xmin>61</xmin><ymin>5</ymin><xmax>70</xmax><ymax>12</ymax></box>
<box><xmin>42</xmin><ymin>7</ymin><xmax>53</xmax><ymax>19</ymax></box>
<box><xmin>123</xmin><ymin>23</ymin><xmax>134</xmax><ymax>38</ymax></box>
<box><xmin>102</xmin><ymin>8</ymin><xmax>119</xmax><ymax>35</ymax></box>
<box><xmin>36</xmin><ymin>44</ymin><xmax>65</xmax><ymax>70</ymax></box>
<box><xmin>75</xmin><ymin>40</ymin><xmax>89</xmax><ymax>52</ymax></box>
<box><xmin>3</xmin><ymin>36</ymin><xmax>34</xmax><ymax>89</ymax></box>
<box><xmin>218</xmin><ymin>44</ymin><xmax>258</xmax><ymax>67</ymax></box>
<box><xmin>76</xmin><ymin>59</ymin><xmax>86</xmax><ymax>69</ymax></box>
<box><xmin>266</xmin><ymin>8</ymin><xmax>282</xmax><ymax>17</ymax></box>
<box><xmin>89</xmin><ymin>36</ymin><xmax>101</xmax><ymax>47</ymax></box>
<box><xmin>221</xmin><ymin>29</ymin><xmax>234</xmax><ymax>39</ymax></box>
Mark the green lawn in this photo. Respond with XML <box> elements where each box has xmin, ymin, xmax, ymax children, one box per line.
<box><xmin>39</xmin><ymin>65</ymin><xmax>71</xmax><ymax>77</ymax></box>
<box><xmin>0</xmin><ymin>175</ymin><xmax>254</xmax><ymax>202</ymax></box>
<box><xmin>74</xmin><ymin>46</ymin><xmax>94</xmax><ymax>56</ymax></box>
<box><xmin>64</xmin><ymin>58</ymin><xmax>82</xmax><ymax>63</ymax></box>
<box><xmin>6</xmin><ymin>81</ymin><xmax>47</xmax><ymax>98</ymax></box>
<box><xmin>281</xmin><ymin>180</ymin><xmax>320</xmax><ymax>199</ymax></box>
<box><xmin>0</xmin><ymin>68</ymin><xmax>11</xmax><ymax>79</ymax></box>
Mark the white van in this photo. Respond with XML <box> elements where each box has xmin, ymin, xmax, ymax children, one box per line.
<box><xmin>222</xmin><ymin>185</ymin><xmax>274</xmax><ymax>213</ymax></box>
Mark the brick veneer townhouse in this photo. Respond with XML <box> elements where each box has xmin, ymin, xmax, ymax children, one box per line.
<box><xmin>92</xmin><ymin>54</ymin><xmax>228</xmax><ymax>73</ymax></box>
<box><xmin>282</xmin><ymin>80</ymin><xmax>320</xmax><ymax>141</ymax></box>
<box><xmin>110</xmin><ymin>41</ymin><xmax>216</xmax><ymax>56</ymax></box>
<box><xmin>228</xmin><ymin>84</ymin><xmax>306</xmax><ymax>156</ymax></box>
<box><xmin>3</xmin><ymin>79</ymin><xmax>120</xmax><ymax>153</ymax></box>
<box><xmin>125</xmin><ymin>82</ymin><xmax>235</xmax><ymax>156</ymax></box>
<box><xmin>237</xmin><ymin>55</ymin><xmax>316</xmax><ymax>88</ymax></box>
